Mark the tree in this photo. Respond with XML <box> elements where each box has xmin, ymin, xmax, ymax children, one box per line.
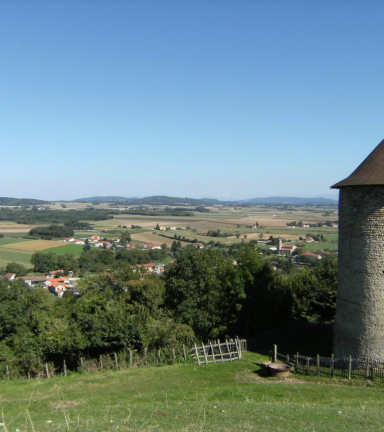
<box><xmin>83</xmin><ymin>238</ymin><xmax>91</xmax><ymax>251</ymax></box>
<box><xmin>29</xmin><ymin>225</ymin><xmax>74</xmax><ymax>239</ymax></box>
<box><xmin>164</xmin><ymin>248</ymin><xmax>245</xmax><ymax>339</ymax></box>
<box><xmin>31</xmin><ymin>253</ymin><xmax>58</xmax><ymax>273</ymax></box>
<box><xmin>120</xmin><ymin>231</ymin><xmax>132</xmax><ymax>245</ymax></box>
<box><xmin>5</xmin><ymin>262</ymin><xmax>28</xmax><ymax>276</ymax></box>
<box><xmin>155</xmin><ymin>223</ymin><xmax>160</xmax><ymax>231</ymax></box>
<box><xmin>271</xmin><ymin>255</ymin><xmax>338</xmax><ymax>324</ymax></box>
<box><xmin>232</xmin><ymin>245</ymin><xmax>275</xmax><ymax>335</ymax></box>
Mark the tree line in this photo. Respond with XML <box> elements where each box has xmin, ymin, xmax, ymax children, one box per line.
<box><xmin>0</xmin><ymin>245</ymin><xmax>337</xmax><ymax>377</ymax></box>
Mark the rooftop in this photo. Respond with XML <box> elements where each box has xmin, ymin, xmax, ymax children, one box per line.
<box><xmin>332</xmin><ymin>138</ymin><xmax>384</xmax><ymax>188</ymax></box>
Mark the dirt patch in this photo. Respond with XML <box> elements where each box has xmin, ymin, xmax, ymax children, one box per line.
<box><xmin>235</xmin><ymin>370</ymin><xmax>308</xmax><ymax>385</ymax></box>
<box><xmin>49</xmin><ymin>400</ymin><xmax>81</xmax><ymax>410</ymax></box>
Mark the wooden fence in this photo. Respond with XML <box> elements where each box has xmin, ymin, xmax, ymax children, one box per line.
<box><xmin>0</xmin><ymin>344</ymin><xmax>191</xmax><ymax>380</ymax></box>
<box><xmin>0</xmin><ymin>339</ymin><xmax>248</xmax><ymax>380</ymax></box>
<box><xmin>272</xmin><ymin>345</ymin><xmax>384</xmax><ymax>380</ymax></box>
<box><xmin>191</xmin><ymin>338</ymin><xmax>246</xmax><ymax>365</ymax></box>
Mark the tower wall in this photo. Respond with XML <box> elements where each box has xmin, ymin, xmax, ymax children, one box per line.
<box><xmin>334</xmin><ymin>186</ymin><xmax>384</xmax><ymax>358</ymax></box>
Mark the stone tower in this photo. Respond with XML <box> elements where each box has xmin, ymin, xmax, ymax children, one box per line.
<box><xmin>332</xmin><ymin>138</ymin><xmax>384</xmax><ymax>359</ymax></box>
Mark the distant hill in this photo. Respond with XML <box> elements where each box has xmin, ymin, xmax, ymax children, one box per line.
<box><xmin>130</xmin><ymin>196</ymin><xmax>220</xmax><ymax>206</ymax></box>
<box><xmin>74</xmin><ymin>195</ymin><xmax>220</xmax><ymax>206</ymax></box>
<box><xmin>74</xmin><ymin>196</ymin><xmax>134</xmax><ymax>203</ymax></box>
<box><xmin>73</xmin><ymin>195</ymin><xmax>337</xmax><ymax>206</ymax></box>
<box><xmin>241</xmin><ymin>196</ymin><xmax>338</xmax><ymax>205</ymax></box>
<box><xmin>0</xmin><ymin>197</ymin><xmax>50</xmax><ymax>206</ymax></box>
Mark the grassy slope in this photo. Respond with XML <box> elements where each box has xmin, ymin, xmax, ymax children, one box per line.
<box><xmin>0</xmin><ymin>352</ymin><xmax>383</xmax><ymax>432</ymax></box>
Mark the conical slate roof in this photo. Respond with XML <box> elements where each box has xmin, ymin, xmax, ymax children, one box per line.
<box><xmin>332</xmin><ymin>138</ymin><xmax>384</xmax><ymax>188</ymax></box>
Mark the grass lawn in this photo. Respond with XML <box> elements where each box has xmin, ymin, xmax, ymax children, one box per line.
<box><xmin>0</xmin><ymin>352</ymin><xmax>383</xmax><ymax>431</ymax></box>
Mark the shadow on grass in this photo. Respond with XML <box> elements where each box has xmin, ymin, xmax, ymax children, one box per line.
<box><xmin>248</xmin><ymin>322</ymin><xmax>334</xmax><ymax>357</ymax></box>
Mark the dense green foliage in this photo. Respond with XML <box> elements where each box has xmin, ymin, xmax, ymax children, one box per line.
<box><xmin>0</xmin><ymin>245</ymin><xmax>338</xmax><ymax>377</ymax></box>
<box><xmin>0</xmin><ymin>197</ymin><xmax>49</xmax><ymax>206</ymax></box>
<box><xmin>29</xmin><ymin>224</ymin><xmax>75</xmax><ymax>239</ymax></box>
<box><xmin>3</xmin><ymin>262</ymin><xmax>28</xmax><ymax>276</ymax></box>
<box><xmin>31</xmin><ymin>252</ymin><xmax>79</xmax><ymax>274</ymax></box>
<box><xmin>0</xmin><ymin>207</ymin><xmax>112</xmax><ymax>225</ymax></box>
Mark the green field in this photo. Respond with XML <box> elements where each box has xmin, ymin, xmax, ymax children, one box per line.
<box><xmin>0</xmin><ymin>237</ymin><xmax>32</xmax><ymax>247</ymax></box>
<box><xmin>0</xmin><ymin>351</ymin><xmax>382</xmax><ymax>431</ymax></box>
<box><xmin>0</xmin><ymin>248</ymin><xmax>32</xmax><ymax>268</ymax></box>
<box><xmin>41</xmin><ymin>244</ymin><xmax>84</xmax><ymax>256</ymax></box>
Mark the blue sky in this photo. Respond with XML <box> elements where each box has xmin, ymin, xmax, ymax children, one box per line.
<box><xmin>1</xmin><ymin>0</ymin><xmax>384</xmax><ymax>201</ymax></box>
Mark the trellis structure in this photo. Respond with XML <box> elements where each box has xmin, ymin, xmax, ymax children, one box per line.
<box><xmin>191</xmin><ymin>338</ymin><xmax>246</xmax><ymax>365</ymax></box>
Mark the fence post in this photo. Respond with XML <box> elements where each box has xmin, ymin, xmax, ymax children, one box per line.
<box><xmin>331</xmin><ymin>354</ymin><xmax>334</xmax><ymax>378</ymax></box>
<box><xmin>194</xmin><ymin>343</ymin><xmax>200</xmax><ymax>365</ymax></box>
<box><xmin>226</xmin><ymin>340</ymin><xmax>233</xmax><ymax>362</ymax></box>
<box><xmin>202</xmin><ymin>343</ymin><xmax>209</xmax><ymax>364</ymax></box>
<box><xmin>63</xmin><ymin>360</ymin><xmax>67</xmax><ymax>376</ymax></box>
<box><xmin>172</xmin><ymin>347</ymin><xmax>176</xmax><ymax>363</ymax></box>
<box><xmin>80</xmin><ymin>356</ymin><xmax>84</xmax><ymax>367</ymax></box>
<box><xmin>237</xmin><ymin>337</ymin><xmax>242</xmax><ymax>360</ymax></box>
<box><xmin>5</xmin><ymin>365</ymin><xmax>9</xmax><ymax>380</ymax></box>
<box><xmin>99</xmin><ymin>355</ymin><xmax>103</xmax><ymax>370</ymax></box>
<box><xmin>114</xmin><ymin>352</ymin><xmax>119</xmax><ymax>369</ymax></box>
<box><xmin>296</xmin><ymin>352</ymin><xmax>299</xmax><ymax>372</ymax></box>
<box><xmin>210</xmin><ymin>342</ymin><xmax>216</xmax><ymax>363</ymax></box>
<box><xmin>306</xmin><ymin>357</ymin><xmax>310</xmax><ymax>375</ymax></box>
<box><xmin>45</xmin><ymin>363</ymin><xmax>50</xmax><ymax>379</ymax></box>
<box><xmin>317</xmin><ymin>354</ymin><xmax>320</xmax><ymax>375</ymax></box>
<box><xmin>129</xmin><ymin>350</ymin><xmax>133</xmax><ymax>368</ymax></box>
<box><xmin>144</xmin><ymin>348</ymin><xmax>148</xmax><ymax>366</ymax></box>
<box><xmin>183</xmin><ymin>345</ymin><xmax>187</xmax><ymax>362</ymax></box>
<box><xmin>366</xmin><ymin>358</ymin><xmax>370</xmax><ymax>378</ymax></box>
<box><xmin>218</xmin><ymin>341</ymin><xmax>224</xmax><ymax>362</ymax></box>
<box><xmin>157</xmin><ymin>349</ymin><xmax>161</xmax><ymax>364</ymax></box>
<box><xmin>273</xmin><ymin>345</ymin><xmax>277</xmax><ymax>363</ymax></box>
<box><xmin>348</xmin><ymin>355</ymin><xmax>352</xmax><ymax>380</ymax></box>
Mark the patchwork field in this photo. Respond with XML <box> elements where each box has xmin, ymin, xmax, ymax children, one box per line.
<box><xmin>0</xmin><ymin>240</ymin><xmax>65</xmax><ymax>252</ymax></box>
<box><xmin>0</xmin><ymin>204</ymin><xmax>339</xmax><ymax>266</ymax></box>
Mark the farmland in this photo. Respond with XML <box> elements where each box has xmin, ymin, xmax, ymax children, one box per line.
<box><xmin>41</xmin><ymin>243</ymin><xmax>84</xmax><ymax>256</ymax></box>
<box><xmin>0</xmin><ymin>203</ymin><xmax>339</xmax><ymax>267</ymax></box>
<box><xmin>0</xmin><ymin>351</ymin><xmax>382</xmax><ymax>432</ymax></box>
<box><xmin>0</xmin><ymin>248</ymin><xmax>33</xmax><ymax>268</ymax></box>
<box><xmin>1</xmin><ymin>240</ymin><xmax>65</xmax><ymax>252</ymax></box>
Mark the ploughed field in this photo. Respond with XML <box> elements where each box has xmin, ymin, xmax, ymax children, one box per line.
<box><xmin>0</xmin><ymin>351</ymin><xmax>382</xmax><ymax>432</ymax></box>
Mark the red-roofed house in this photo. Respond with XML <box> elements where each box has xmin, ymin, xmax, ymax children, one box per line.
<box><xmin>46</xmin><ymin>270</ymin><xmax>64</xmax><ymax>278</ymax></box>
<box><xmin>5</xmin><ymin>273</ymin><xmax>16</xmax><ymax>281</ymax></box>
<box><xmin>142</xmin><ymin>243</ymin><xmax>162</xmax><ymax>250</ymax></box>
